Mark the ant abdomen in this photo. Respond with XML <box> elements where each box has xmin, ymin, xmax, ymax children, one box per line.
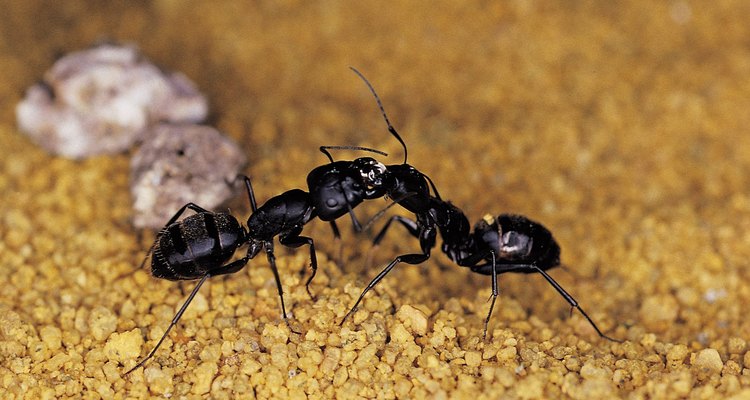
<box><xmin>152</xmin><ymin>211</ymin><xmax>245</xmax><ymax>281</ymax></box>
<box><xmin>472</xmin><ymin>214</ymin><xmax>561</xmax><ymax>274</ymax></box>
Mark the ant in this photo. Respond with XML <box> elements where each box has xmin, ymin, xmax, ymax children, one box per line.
<box><xmin>126</xmin><ymin>123</ymin><xmax>408</xmax><ymax>374</ymax></box>
<box><xmin>126</xmin><ymin>175</ymin><xmax>326</xmax><ymax>373</ymax></box>
<box><xmin>339</xmin><ymin>70</ymin><xmax>621</xmax><ymax>342</ymax></box>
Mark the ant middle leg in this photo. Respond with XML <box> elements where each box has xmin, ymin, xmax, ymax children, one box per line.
<box><xmin>279</xmin><ymin>233</ymin><xmax>319</xmax><ymax>300</ymax></box>
<box><xmin>365</xmin><ymin>215</ymin><xmax>419</xmax><ymax>268</ymax></box>
<box><xmin>262</xmin><ymin>241</ymin><xmax>300</xmax><ymax>333</ymax></box>
<box><xmin>373</xmin><ymin>216</ymin><xmax>419</xmax><ymax>245</ymax></box>
<box><xmin>340</xmin><ymin>251</ymin><xmax>430</xmax><ymax>325</ymax></box>
<box><xmin>458</xmin><ymin>250</ymin><xmax>499</xmax><ymax>339</ymax></box>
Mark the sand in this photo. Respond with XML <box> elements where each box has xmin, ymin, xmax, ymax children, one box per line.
<box><xmin>2</xmin><ymin>1</ymin><xmax>750</xmax><ymax>399</ymax></box>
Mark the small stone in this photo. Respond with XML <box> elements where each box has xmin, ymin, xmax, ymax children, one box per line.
<box><xmin>639</xmin><ymin>294</ymin><xmax>679</xmax><ymax>331</ymax></box>
<box><xmin>190</xmin><ymin>361</ymin><xmax>218</xmax><ymax>395</ymax></box>
<box><xmin>496</xmin><ymin>346</ymin><xmax>518</xmax><ymax>362</ymax></box>
<box><xmin>130</xmin><ymin>124</ymin><xmax>246</xmax><ymax>228</ymax></box>
<box><xmin>104</xmin><ymin>329</ymin><xmax>144</xmax><ymax>363</ymax></box>
<box><xmin>88</xmin><ymin>306</ymin><xmax>118</xmax><ymax>341</ymax></box>
<box><xmin>666</xmin><ymin>344</ymin><xmax>689</xmax><ymax>369</ymax></box>
<box><xmin>39</xmin><ymin>326</ymin><xmax>62</xmax><ymax>351</ymax></box>
<box><xmin>389</xmin><ymin>322</ymin><xmax>414</xmax><ymax>344</ymax></box>
<box><xmin>693</xmin><ymin>348</ymin><xmax>723</xmax><ymax>374</ymax></box>
<box><xmin>465</xmin><ymin>350</ymin><xmax>482</xmax><ymax>367</ymax></box>
<box><xmin>728</xmin><ymin>337</ymin><xmax>746</xmax><ymax>354</ymax></box>
<box><xmin>16</xmin><ymin>43</ymin><xmax>208</xmax><ymax>159</ymax></box>
<box><xmin>144</xmin><ymin>366</ymin><xmax>175</xmax><ymax>396</ymax></box>
<box><xmin>395</xmin><ymin>305</ymin><xmax>429</xmax><ymax>336</ymax></box>
<box><xmin>580</xmin><ymin>361</ymin><xmax>610</xmax><ymax>380</ymax></box>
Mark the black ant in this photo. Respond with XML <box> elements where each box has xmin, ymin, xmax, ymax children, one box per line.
<box><xmin>127</xmin><ymin>127</ymin><xmax>407</xmax><ymax>374</ymax></box>
<box><xmin>126</xmin><ymin>175</ymin><xmax>326</xmax><ymax>373</ymax></box>
<box><xmin>339</xmin><ymin>70</ymin><xmax>621</xmax><ymax>342</ymax></box>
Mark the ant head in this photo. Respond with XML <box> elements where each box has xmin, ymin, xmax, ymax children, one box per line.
<box><xmin>351</xmin><ymin>157</ymin><xmax>388</xmax><ymax>189</ymax></box>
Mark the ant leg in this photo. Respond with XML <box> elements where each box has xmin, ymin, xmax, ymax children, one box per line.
<box><xmin>340</xmin><ymin>252</ymin><xmax>429</xmax><ymax>325</ymax></box>
<box><xmin>125</xmin><ymin>273</ymin><xmax>211</xmax><ymax>374</ymax></box>
<box><xmin>373</xmin><ymin>216</ymin><xmax>419</xmax><ymax>245</ymax></box>
<box><xmin>279</xmin><ymin>234</ymin><xmax>318</xmax><ymax>300</ymax></box>
<box><xmin>458</xmin><ymin>251</ymin><xmax>501</xmax><ymax>338</ymax></box>
<box><xmin>329</xmin><ymin>221</ymin><xmax>344</xmax><ymax>269</ymax></box>
<box><xmin>520</xmin><ymin>264</ymin><xmax>621</xmax><ymax>342</ymax></box>
<box><xmin>330</xmin><ymin>220</ymin><xmax>342</xmax><ymax>240</ymax></box>
<box><xmin>140</xmin><ymin>203</ymin><xmax>212</xmax><ymax>270</ymax></box>
<box><xmin>166</xmin><ymin>203</ymin><xmax>211</xmax><ymax>225</ymax></box>
<box><xmin>348</xmin><ymin>207</ymin><xmax>364</xmax><ymax>232</ymax></box>
<box><xmin>263</xmin><ymin>241</ymin><xmax>300</xmax><ymax>334</ymax></box>
<box><xmin>483</xmin><ymin>251</ymin><xmax>498</xmax><ymax>341</ymax></box>
<box><xmin>211</xmin><ymin>258</ymin><xmax>250</xmax><ymax>276</ymax></box>
<box><xmin>365</xmin><ymin>216</ymin><xmax>419</xmax><ymax>268</ymax></box>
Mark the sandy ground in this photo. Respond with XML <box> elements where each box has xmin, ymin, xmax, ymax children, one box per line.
<box><xmin>2</xmin><ymin>2</ymin><xmax>750</xmax><ymax>399</ymax></box>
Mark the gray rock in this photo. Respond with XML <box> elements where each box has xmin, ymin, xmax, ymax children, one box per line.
<box><xmin>130</xmin><ymin>124</ymin><xmax>247</xmax><ymax>229</ymax></box>
<box><xmin>16</xmin><ymin>44</ymin><xmax>208</xmax><ymax>159</ymax></box>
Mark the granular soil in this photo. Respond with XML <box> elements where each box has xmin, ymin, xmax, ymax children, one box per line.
<box><xmin>2</xmin><ymin>2</ymin><xmax>750</xmax><ymax>399</ymax></box>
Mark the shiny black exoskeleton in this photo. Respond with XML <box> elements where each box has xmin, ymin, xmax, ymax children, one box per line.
<box><xmin>343</xmin><ymin>197</ymin><xmax>620</xmax><ymax>341</ymax></box>
<box><xmin>339</xmin><ymin>71</ymin><xmax>619</xmax><ymax>342</ymax></box>
<box><xmin>127</xmin><ymin>176</ymin><xmax>318</xmax><ymax>374</ymax></box>
<box><xmin>306</xmin><ymin>154</ymin><xmax>388</xmax><ymax>235</ymax></box>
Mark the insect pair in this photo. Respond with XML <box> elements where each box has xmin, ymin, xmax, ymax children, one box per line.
<box><xmin>124</xmin><ymin>69</ymin><xmax>620</xmax><ymax>374</ymax></box>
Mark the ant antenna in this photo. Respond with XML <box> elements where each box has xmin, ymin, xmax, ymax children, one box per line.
<box><xmin>350</xmin><ymin>67</ymin><xmax>408</xmax><ymax>164</ymax></box>
<box><xmin>319</xmin><ymin>145</ymin><xmax>388</xmax><ymax>163</ymax></box>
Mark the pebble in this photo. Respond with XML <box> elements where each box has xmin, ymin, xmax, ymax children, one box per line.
<box><xmin>693</xmin><ymin>348</ymin><xmax>723</xmax><ymax>374</ymax></box>
<box><xmin>130</xmin><ymin>124</ymin><xmax>246</xmax><ymax>228</ymax></box>
<box><xmin>395</xmin><ymin>304</ymin><xmax>429</xmax><ymax>336</ymax></box>
<box><xmin>16</xmin><ymin>43</ymin><xmax>208</xmax><ymax>159</ymax></box>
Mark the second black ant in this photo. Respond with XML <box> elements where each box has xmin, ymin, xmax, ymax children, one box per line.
<box><xmin>338</xmin><ymin>69</ymin><xmax>621</xmax><ymax>342</ymax></box>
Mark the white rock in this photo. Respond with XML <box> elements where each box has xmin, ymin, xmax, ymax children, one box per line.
<box><xmin>16</xmin><ymin>44</ymin><xmax>208</xmax><ymax>159</ymax></box>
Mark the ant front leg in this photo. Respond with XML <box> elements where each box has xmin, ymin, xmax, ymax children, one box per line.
<box><xmin>279</xmin><ymin>232</ymin><xmax>319</xmax><ymax>300</ymax></box>
<box><xmin>347</xmin><ymin>208</ymin><xmax>364</xmax><ymax>233</ymax></box>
